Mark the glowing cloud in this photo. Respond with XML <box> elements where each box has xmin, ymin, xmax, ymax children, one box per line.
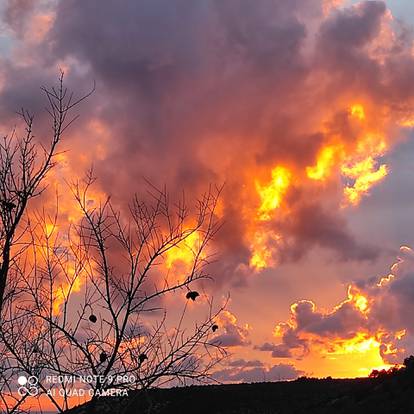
<box><xmin>256</xmin><ymin>166</ymin><xmax>291</xmax><ymax>221</ymax></box>
<box><xmin>259</xmin><ymin>247</ymin><xmax>414</xmax><ymax>376</ymax></box>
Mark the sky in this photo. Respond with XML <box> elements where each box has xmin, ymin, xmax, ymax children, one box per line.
<box><xmin>2</xmin><ymin>0</ymin><xmax>414</xmax><ymax>394</ymax></box>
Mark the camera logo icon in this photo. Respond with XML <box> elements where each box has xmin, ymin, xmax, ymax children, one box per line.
<box><xmin>17</xmin><ymin>375</ymin><xmax>39</xmax><ymax>396</ymax></box>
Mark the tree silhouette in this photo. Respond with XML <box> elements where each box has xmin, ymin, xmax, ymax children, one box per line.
<box><xmin>0</xmin><ymin>74</ymin><xmax>93</xmax><ymax>414</ymax></box>
<box><xmin>0</xmin><ymin>167</ymin><xmax>226</xmax><ymax>412</ymax></box>
<box><xmin>0</xmin><ymin>72</ymin><xmax>93</xmax><ymax>316</ymax></box>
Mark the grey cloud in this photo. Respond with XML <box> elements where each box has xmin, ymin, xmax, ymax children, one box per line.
<box><xmin>227</xmin><ymin>358</ymin><xmax>264</xmax><ymax>368</ymax></box>
<box><xmin>3</xmin><ymin>0</ymin><xmax>36</xmax><ymax>35</ymax></box>
<box><xmin>214</xmin><ymin>362</ymin><xmax>303</xmax><ymax>383</ymax></box>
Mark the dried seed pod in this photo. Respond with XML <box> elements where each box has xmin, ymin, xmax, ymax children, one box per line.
<box><xmin>89</xmin><ymin>314</ymin><xmax>97</xmax><ymax>323</ymax></box>
<box><xmin>186</xmin><ymin>291</ymin><xmax>199</xmax><ymax>301</ymax></box>
<box><xmin>139</xmin><ymin>353</ymin><xmax>148</xmax><ymax>363</ymax></box>
<box><xmin>2</xmin><ymin>200</ymin><xmax>16</xmax><ymax>210</ymax></box>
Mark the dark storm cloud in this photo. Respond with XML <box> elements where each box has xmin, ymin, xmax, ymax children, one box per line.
<box><xmin>1</xmin><ymin>0</ymin><xmax>414</xmax><ymax>285</ymax></box>
<box><xmin>46</xmin><ymin>0</ymin><xmax>310</xmax><ymax>193</ymax></box>
<box><xmin>318</xmin><ymin>1</ymin><xmax>386</xmax><ymax>50</ymax></box>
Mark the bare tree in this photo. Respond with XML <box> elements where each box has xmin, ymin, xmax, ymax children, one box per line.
<box><xmin>0</xmin><ymin>173</ymin><xmax>226</xmax><ymax>413</ymax></box>
<box><xmin>0</xmin><ymin>74</ymin><xmax>92</xmax><ymax>414</ymax></box>
<box><xmin>0</xmin><ymin>72</ymin><xmax>93</xmax><ymax>315</ymax></box>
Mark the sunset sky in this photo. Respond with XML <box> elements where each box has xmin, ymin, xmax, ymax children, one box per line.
<box><xmin>3</xmin><ymin>0</ymin><xmax>414</xmax><ymax>386</ymax></box>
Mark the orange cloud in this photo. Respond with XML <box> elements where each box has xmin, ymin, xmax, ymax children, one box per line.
<box><xmin>258</xmin><ymin>246</ymin><xmax>414</xmax><ymax>377</ymax></box>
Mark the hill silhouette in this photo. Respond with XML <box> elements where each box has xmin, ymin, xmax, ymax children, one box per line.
<box><xmin>66</xmin><ymin>358</ymin><xmax>414</xmax><ymax>414</ymax></box>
